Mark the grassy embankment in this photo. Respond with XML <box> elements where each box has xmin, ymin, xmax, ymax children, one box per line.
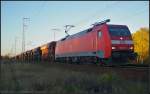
<box><xmin>0</xmin><ymin>61</ymin><xmax>149</xmax><ymax>94</ymax></box>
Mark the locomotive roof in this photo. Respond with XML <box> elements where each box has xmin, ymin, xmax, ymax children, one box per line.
<box><xmin>59</xmin><ymin>24</ymin><xmax>128</xmax><ymax>42</ymax></box>
<box><xmin>108</xmin><ymin>24</ymin><xmax>127</xmax><ymax>27</ymax></box>
<box><xmin>60</xmin><ymin>28</ymin><xmax>92</xmax><ymax>41</ymax></box>
<box><xmin>40</xmin><ymin>41</ymin><xmax>56</xmax><ymax>47</ymax></box>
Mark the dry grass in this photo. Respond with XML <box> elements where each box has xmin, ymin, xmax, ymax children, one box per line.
<box><xmin>0</xmin><ymin>61</ymin><xmax>149</xmax><ymax>94</ymax></box>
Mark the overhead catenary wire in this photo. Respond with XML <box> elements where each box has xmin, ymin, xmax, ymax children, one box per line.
<box><xmin>73</xmin><ymin>1</ymin><xmax>120</xmax><ymax>27</ymax></box>
<box><xmin>73</xmin><ymin>1</ymin><xmax>148</xmax><ymax>31</ymax></box>
<box><xmin>116</xmin><ymin>8</ymin><xmax>148</xmax><ymax>22</ymax></box>
<box><xmin>58</xmin><ymin>2</ymin><xmax>120</xmax><ymax>37</ymax></box>
<box><xmin>32</xmin><ymin>1</ymin><xmax>46</xmax><ymax>17</ymax></box>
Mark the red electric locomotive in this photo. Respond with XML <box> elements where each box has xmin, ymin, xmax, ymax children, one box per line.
<box><xmin>55</xmin><ymin>19</ymin><xmax>137</xmax><ymax>64</ymax></box>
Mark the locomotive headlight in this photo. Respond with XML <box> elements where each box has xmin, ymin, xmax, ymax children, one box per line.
<box><xmin>112</xmin><ymin>46</ymin><xmax>116</xmax><ymax>49</ymax></box>
<box><xmin>130</xmin><ymin>46</ymin><xmax>133</xmax><ymax>50</ymax></box>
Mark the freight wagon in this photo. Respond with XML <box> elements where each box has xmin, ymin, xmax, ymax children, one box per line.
<box><xmin>40</xmin><ymin>41</ymin><xmax>56</xmax><ymax>62</ymax></box>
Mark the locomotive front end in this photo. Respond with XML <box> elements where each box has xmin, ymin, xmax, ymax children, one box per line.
<box><xmin>108</xmin><ymin>25</ymin><xmax>137</xmax><ymax>60</ymax></box>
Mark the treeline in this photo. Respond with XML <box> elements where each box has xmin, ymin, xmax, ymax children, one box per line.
<box><xmin>132</xmin><ymin>27</ymin><xmax>149</xmax><ymax>64</ymax></box>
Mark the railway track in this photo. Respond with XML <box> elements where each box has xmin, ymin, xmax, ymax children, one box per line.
<box><xmin>37</xmin><ymin>62</ymin><xmax>149</xmax><ymax>81</ymax></box>
<box><xmin>2</xmin><ymin>61</ymin><xmax>150</xmax><ymax>83</ymax></box>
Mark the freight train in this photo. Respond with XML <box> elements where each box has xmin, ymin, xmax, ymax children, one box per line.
<box><xmin>13</xmin><ymin>19</ymin><xmax>137</xmax><ymax>64</ymax></box>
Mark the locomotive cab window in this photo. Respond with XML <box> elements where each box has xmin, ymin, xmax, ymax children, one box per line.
<box><xmin>98</xmin><ymin>31</ymin><xmax>102</xmax><ymax>38</ymax></box>
<box><xmin>108</xmin><ymin>25</ymin><xmax>131</xmax><ymax>36</ymax></box>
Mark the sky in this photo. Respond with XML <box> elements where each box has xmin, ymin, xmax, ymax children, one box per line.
<box><xmin>1</xmin><ymin>1</ymin><xmax>149</xmax><ymax>56</ymax></box>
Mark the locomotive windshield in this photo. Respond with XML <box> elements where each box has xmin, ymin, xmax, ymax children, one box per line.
<box><xmin>108</xmin><ymin>25</ymin><xmax>131</xmax><ymax>36</ymax></box>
